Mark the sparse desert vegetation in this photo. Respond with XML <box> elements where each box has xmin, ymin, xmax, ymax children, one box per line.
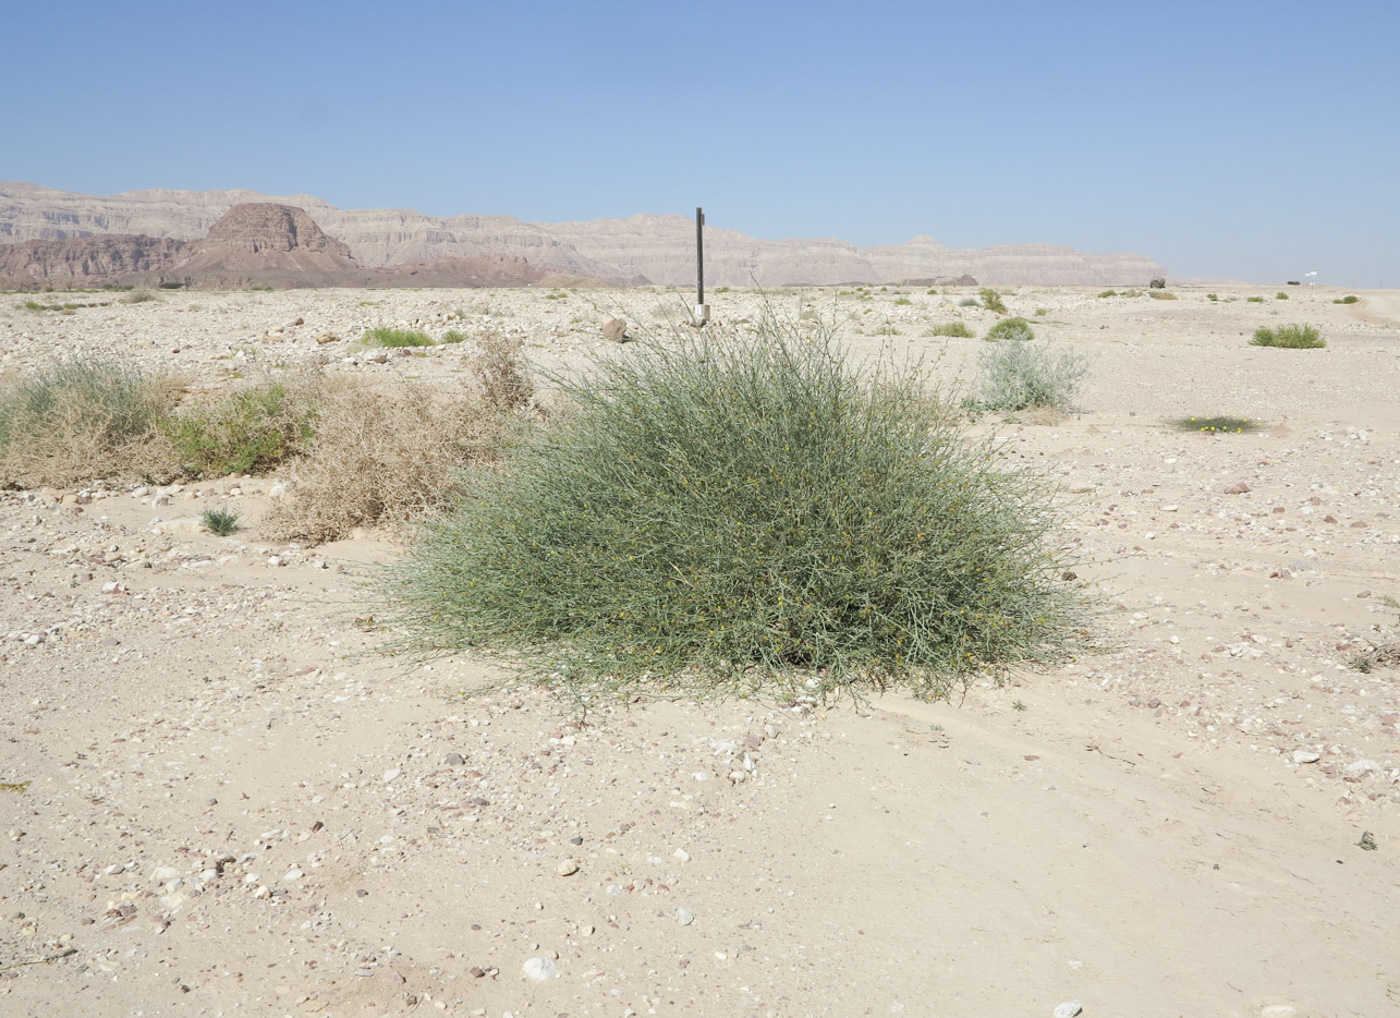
<box><xmin>1251</xmin><ymin>323</ymin><xmax>1326</xmax><ymax>348</ymax></box>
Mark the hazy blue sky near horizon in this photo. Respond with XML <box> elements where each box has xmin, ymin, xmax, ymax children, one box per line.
<box><xmin>5</xmin><ymin>0</ymin><xmax>1397</xmax><ymax>285</ymax></box>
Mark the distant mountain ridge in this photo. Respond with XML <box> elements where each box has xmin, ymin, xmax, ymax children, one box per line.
<box><xmin>0</xmin><ymin>181</ymin><xmax>1168</xmax><ymax>287</ymax></box>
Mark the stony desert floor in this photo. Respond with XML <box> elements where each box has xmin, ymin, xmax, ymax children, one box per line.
<box><xmin>1</xmin><ymin>283</ymin><xmax>1398</xmax><ymax>1018</ymax></box>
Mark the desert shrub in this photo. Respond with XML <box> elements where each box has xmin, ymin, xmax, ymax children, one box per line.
<box><xmin>385</xmin><ymin>318</ymin><xmax>1088</xmax><ymax>702</ymax></box>
<box><xmin>1034</xmin><ymin>308</ymin><xmax>1047</xmax><ymax>316</ymax></box>
<box><xmin>979</xmin><ymin>288</ymin><xmax>1008</xmax><ymax>314</ymax></box>
<box><xmin>441</xmin><ymin>329</ymin><xmax>468</xmax><ymax>344</ymax></box>
<box><xmin>1250</xmin><ymin>324</ymin><xmax>1325</xmax><ymax>349</ymax></box>
<box><xmin>165</xmin><ymin>378</ymin><xmax>318</xmax><ymax>477</ymax></box>
<box><xmin>123</xmin><ymin>290</ymin><xmax>156</xmax><ymax>304</ymax></box>
<box><xmin>923</xmin><ymin>322</ymin><xmax>974</xmax><ymax>338</ymax></box>
<box><xmin>957</xmin><ymin>297</ymin><xmax>979</xmax><ymax>307</ymax></box>
<box><xmin>1206</xmin><ymin>293</ymin><xmax>1218</xmax><ymax>301</ymax></box>
<box><xmin>0</xmin><ymin>362</ymin><xmax>178</xmax><ymax>486</ymax></box>
<box><xmin>469</xmin><ymin>333</ymin><xmax>535</xmax><ymax>411</ymax></box>
<box><xmin>984</xmin><ymin>317</ymin><xmax>1034</xmax><ymax>342</ymax></box>
<box><xmin>1173</xmin><ymin>415</ymin><xmax>1258</xmax><ymax>434</ymax></box>
<box><xmin>266</xmin><ymin>376</ymin><xmax>526</xmax><ymax>543</ymax></box>
<box><xmin>363</xmin><ymin>327</ymin><xmax>434</xmax><ymax>348</ymax></box>
<box><xmin>1275</xmin><ymin>292</ymin><xmax>1288</xmax><ymax>300</ymax></box>
<box><xmin>158</xmin><ymin>281</ymin><xmax>184</xmax><ymax>290</ymax></box>
<box><xmin>1246</xmin><ymin>296</ymin><xmax>1265</xmax><ymax>303</ymax></box>
<box><xmin>1334</xmin><ymin>295</ymin><xmax>1359</xmax><ymax>304</ymax></box>
<box><xmin>200</xmin><ymin>507</ymin><xmax>241</xmax><ymax>536</ymax></box>
<box><xmin>893</xmin><ymin>297</ymin><xmax>912</xmax><ymax>306</ymax></box>
<box><xmin>967</xmin><ymin>339</ymin><xmax>1087</xmax><ymax>412</ymax></box>
<box><xmin>1097</xmin><ymin>290</ymin><xmax>1118</xmax><ymax>298</ymax></box>
<box><xmin>1148</xmin><ymin>291</ymin><xmax>1177</xmax><ymax>300</ymax></box>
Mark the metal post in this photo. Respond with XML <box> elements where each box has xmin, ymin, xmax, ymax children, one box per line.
<box><xmin>693</xmin><ymin>207</ymin><xmax>710</xmax><ymax>325</ymax></box>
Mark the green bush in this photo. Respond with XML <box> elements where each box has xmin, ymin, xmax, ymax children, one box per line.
<box><xmin>1246</xmin><ymin>296</ymin><xmax>1265</xmax><ymax>303</ymax></box>
<box><xmin>1250</xmin><ymin>324</ymin><xmax>1325</xmax><ymax>349</ymax></box>
<box><xmin>200</xmin><ymin>507</ymin><xmax>241</xmax><ymax>536</ymax></box>
<box><xmin>363</xmin><ymin>327</ymin><xmax>434</xmax><ymax>348</ymax></box>
<box><xmin>441</xmin><ymin>329</ymin><xmax>468</xmax><ymax>344</ymax></box>
<box><xmin>979</xmin><ymin>288</ymin><xmax>1008</xmax><ymax>314</ymax></box>
<box><xmin>923</xmin><ymin>322</ymin><xmax>975</xmax><ymax>338</ymax></box>
<box><xmin>1334</xmin><ymin>295</ymin><xmax>1359</xmax><ymax>304</ymax></box>
<box><xmin>386</xmin><ymin>319</ymin><xmax>1087</xmax><ymax>701</ymax></box>
<box><xmin>1096</xmin><ymin>290</ymin><xmax>1118</xmax><ymax>298</ymax></box>
<box><xmin>967</xmin><ymin>340</ymin><xmax>1088</xmax><ymax>412</ymax></box>
<box><xmin>984</xmin><ymin>317</ymin><xmax>1034</xmax><ymax>342</ymax></box>
<box><xmin>893</xmin><ymin>297</ymin><xmax>912</xmax><ymax>306</ymax></box>
<box><xmin>958</xmin><ymin>297</ymin><xmax>979</xmax><ymax>307</ymax></box>
<box><xmin>1206</xmin><ymin>293</ymin><xmax>1218</xmax><ymax>301</ymax></box>
<box><xmin>165</xmin><ymin>381</ymin><xmax>318</xmax><ymax>477</ymax></box>
<box><xmin>1275</xmin><ymin>292</ymin><xmax>1288</xmax><ymax>300</ymax></box>
<box><xmin>0</xmin><ymin>362</ymin><xmax>177</xmax><ymax>486</ymax></box>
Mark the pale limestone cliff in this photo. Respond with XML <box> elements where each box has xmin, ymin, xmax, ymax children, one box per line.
<box><xmin>0</xmin><ymin>182</ymin><xmax>1169</xmax><ymax>287</ymax></box>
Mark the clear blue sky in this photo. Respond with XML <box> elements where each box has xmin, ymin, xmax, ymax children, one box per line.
<box><xmin>5</xmin><ymin>0</ymin><xmax>1397</xmax><ymax>285</ymax></box>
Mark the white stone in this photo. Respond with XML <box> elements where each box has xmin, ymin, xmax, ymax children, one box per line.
<box><xmin>522</xmin><ymin>956</ymin><xmax>557</xmax><ymax>981</ymax></box>
<box><xmin>1053</xmin><ymin>1003</ymin><xmax>1083</xmax><ymax>1018</ymax></box>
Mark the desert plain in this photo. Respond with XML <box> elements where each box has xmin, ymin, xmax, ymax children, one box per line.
<box><xmin>0</xmin><ymin>282</ymin><xmax>1398</xmax><ymax>1018</ymax></box>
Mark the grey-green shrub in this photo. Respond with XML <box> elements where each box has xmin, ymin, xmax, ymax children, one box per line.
<box><xmin>0</xmin><ymin>362</ymin><xmax>177</xmax><ymax>486</ymax></box>
<box><xmin>385</xmin><ymin>318</ymin><xmax>1087</xmax><ymax>702</ymax></box>
<box><xmin>969</xmin><ymin>340</ymin><xmax>1088</xmax><ymax>412</ymax></box>
<box><xmin>979</xmin><ymin>288</ymin><xmax>1008</xmax><ymax>314</ymax></box>
<box><xmin>1250</xmin><ymin>324</ymin><xmax>1325</xmax><ymax>349</ymax></box>
<box><xmin>984</xmin><ymin>317</ymin><xmax>1034</xmax><ymax>342</ymax></box>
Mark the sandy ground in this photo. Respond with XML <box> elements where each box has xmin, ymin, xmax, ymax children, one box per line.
<box><xmin>1</xmin><ymin>283</ymin><xmax>1398</xmax><ymax>1018</ymax></box>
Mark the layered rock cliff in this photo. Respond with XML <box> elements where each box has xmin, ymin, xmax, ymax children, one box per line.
<box><xmin>0</xmin><ymin>182</ymin><xmax>1169</xmax><ymax>287</ymax></box>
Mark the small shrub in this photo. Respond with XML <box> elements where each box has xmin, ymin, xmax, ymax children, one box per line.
<box><xmin>1206</xmin><ymin>293</ymin><xmax>1218</xmax><ymax>301</ymax></box>
<box><xmin>1250</xmin><ymin>324</ymin><xmax>1325</xmax><ymax>349</ymax></box>
<box><xmin>1173</xmin><ymin>415</ymin><xmax>1258</xmax><ymax>434</ymax></box>
<box><xmin>469</xmin><ymin>333</ymin><xmax>534</xmax><ymax>411</ymax></box>
<box><xmin>1246</xmin><ymin>296</ymin><xmax>1265</xmax><ymax>303</ymax></box>
<box><xmin>201</xmin><ymin>507</ymin><xmax>241</xmax><ymax>536</ymax></box>
<box><xmin>1034</xmin><ymin>308</ymin><xmax>1047</xmax><ymax>316</ymax></box>
<box><xmin>1148</xmin><ymin>291</ymin><xmax>1177</xmax><ymax>300</ymax></box>
<box><xmin>385</xmin><ymin>318</ymin><xmax>1087</xmax><ymax>701</ymax></box>
<box><xmin>363</xmin><ymin>327</ymin><xmax>434</xmax><ymax>348</ymax></box>
<box><xmin>1275</xmin><ymin>292</ymin><xmax>1288</xmax><ymax>300</ymax></box>
<box><xmin>958</xmin><ymin>298</ymin><xmax>979</xmax><ymax>308</ymax></box>
<box><xmin>967</xmin><ymin>340</ymin><xmax>1087</xmax><ymax>413</ymax></box>
<box><xmin>923</xmin><ymin>322</ymin><xmax>974</xmax><ymax>338</ymax></box>
<box><xmin>267</xmin><ymin>374</ymin><xmax>528</xmax><ymax>543</ymax></box>
<box><xmin>165</xmin><ymin>379</ymin><xmax>318</xmax><ymax>477</ymax></box>
<box><xmin>893</xmin><ymin>297</ymin><xmax>912</xmax><ymax>306</ymax></box>
<box><xmin>984</xmin><ymin>317</ymin><xmax>1034</xmax><ymax>342</ymax></box>
<box><xmin>980</xmin><ymin>288</ymin><xmax>1008</xmax><ymax>314</ymax></box>
<box><xmin>441</xmin><ymin>329</ymin><xmax>469</xmax><ymax>344</ymax></box>
<box><xmin>1097</xmin><ymin>290</ymin><xmax>1118</xmax><ymax>299</ymax></box>
<box><xmin>123</xmin><ymin>290</ymin><xmax>156</xmax><ymax>304</ymax></box>
<box><xmin>158</xmin><ymin>281</ymin><xmax>184</xmax><ymax>290</ymax></box>
<box><xmin>0</xmin><ymin>362</ymin><xmax>178</xmax><ymax>486</ymax></box>
<box><xmin>1334</xmin><ymin>295</ymin><xmax>1359</xmax><ymax>304</ymax></box>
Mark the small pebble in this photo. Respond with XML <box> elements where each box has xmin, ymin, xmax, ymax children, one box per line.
<box><xmin>1053</xmin><ymin>1002</ymin><xmax>1083</xmax><ymax>1018</ymax></box>
<box><xmin>675</xmin><ymin>907</ymin><xmax>695</xmax><ymax>926</ymax></box>
<box><xmin>1291</xmin><ymin>751</ymin><xmax>1321</xmax><ymax>764</ymax></box>
<box><xmin>557</xmin><ymin>859</ymin><xmax>580</xmax><ymax>876</ymax></box>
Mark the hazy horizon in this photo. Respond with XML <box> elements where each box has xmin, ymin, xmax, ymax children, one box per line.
<box><xmin>5</xmin><ymin>0</ymin><xmax>1396</xmax><ymax>287</ymax></box>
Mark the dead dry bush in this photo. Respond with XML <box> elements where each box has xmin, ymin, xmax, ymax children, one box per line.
<box><xmin>0</xmin><ymin>363</ymin><xmax>182</xmax><ymax>488</ymax></box>
<box><xmin>265</xmin><ymin>375</ymin><xmax>528</xmax><ymax>543</ymax></box>
<box><xmin>469</xmin><ymin>332</ymin><xmax>535</xmax><ymax>412</ymax></box>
